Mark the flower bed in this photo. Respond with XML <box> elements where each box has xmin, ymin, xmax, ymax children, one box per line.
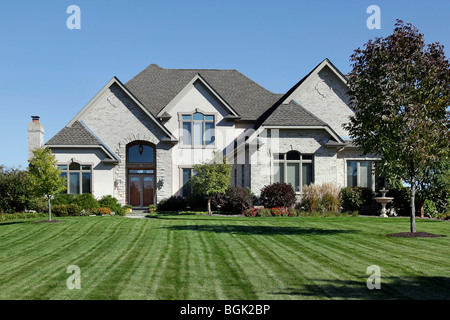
<box><xmin>243</xmin><ymin>207</ymin><xmax>296</xmax><ymax>217</ymax></box>
<box><xmin>87</xmin><ymin>207</ymin><xmax>114</xmax><ymax>216</ymax></box>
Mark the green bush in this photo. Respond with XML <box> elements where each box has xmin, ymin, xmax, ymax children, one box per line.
<box><xmin>340</xmin><ymin>187</ymin><xmax>377</xmax><ymax>214</ymax></box>
<box><xmin>98</xmin><ymin>195</ymin><xmax>125</xmax><ymax>216</ymax></box>
<box><xmin>74</xmin><ymin>193</ymin><xmax>99</xmax><ymax>210</ymax></box>
<box><xmin>157</xmin><ymin>196</ymin><xmax>187</xmax><ymax>211</ymax></box>
<box><xmin>424</xmin><ymin>199</ymin><xmax>438</xmax><ymax>218</ymax></box>
<box><xmin>0</xmin><ymin>166</ymin><xmax>36</xmax><ymax>213</ymax></box>
<box><xmin>148</xmin><ymin>204</ymin><xmax>157</xmax><ymax>213</ymax></box>
<box><xmin>0</xmin><ymin>212</ymin><xmax>48</xmax><ymax>221</ymax></box>
<box><xmin>387</xmin><ymin>187</ymin><xmax>411</xmax><ymax>216</ymax></box>
<box><xmin>186</xmin><ymin>194</ymin><xmax>207</xmax><ymax>211</ymax></box>
<box><xmin>51</xmin><ymin>194</ymin><xmax>75</xmax><ymax>206</ymax></box>
<box><xmin>52</xmin><ymin>204</ymin><xmax>81</xmax><ymax>217</ymax></box>
<box><xmin>340</xmin><ymin>187</ymin><xmax>364</xmax><ymax>212</ymax></box>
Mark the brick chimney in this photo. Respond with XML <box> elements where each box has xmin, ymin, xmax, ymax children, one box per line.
<box><xmin>28</xmin><ymin>116</ymin><xmax>44</xmax><ymax>159</ymax></box>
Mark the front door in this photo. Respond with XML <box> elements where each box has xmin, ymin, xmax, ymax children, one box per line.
<box><xmin>129</xmin><ymin>174</ymin><xmax>155</xmax><ymax>207</ymax></box>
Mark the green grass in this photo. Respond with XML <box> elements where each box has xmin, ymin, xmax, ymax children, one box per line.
<box><xmin>0</xmin><ymin>215</ymin><xmax>448</xmax><ymax>300</ymax></box>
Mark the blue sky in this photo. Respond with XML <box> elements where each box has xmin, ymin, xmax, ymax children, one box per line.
<box><xmin>1</xmin><ymin>0</ymin><xmax>449</xmax><ymax>168</ymax></box>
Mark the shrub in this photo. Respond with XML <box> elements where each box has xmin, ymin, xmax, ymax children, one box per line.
<box><xmin>185</xmin><ymin>193</ymin><xmax>208</xmax><ymax>211</ymax></box>
<box><xmin>74</xmin><ymin>193</ymin><xmax>99</xmax><ymax>210</ymax></box>
<box><xmin>387</xmin><ymin>187</ymin><xmax>410</xmax><ymax>216</ymax></box>
<box><xmin>339</xmin><ymin>187</ymin><xmax>364</xmax><ymax>212</ymax></box>
<box><xmin>321</xmin><ymin>193</ymin><xmax>340</xmax><ymax>213</ymax></box>
<box><xmin>98</xmin><ymin>195</ymin><xmax>125</xmax><ymax>215</ymax></box>
<box><xmin>299</xmin><ymin>183</ymin><xmax>340</xmax><ymax>213</ymax></box>
<box><xmin>424</xmin><ymin>199</ymin><xmax>438</xmax><ymax>218</ymax></box>
<box><xmin>157</xmin><ymin>196</ymin><xmax>187</xmax><ymax>211</ymax></box>
<box><xmin>212</xmin><ymin>186</ymin><xmax>255</xmax><ymax>215</ymax></box>
<box><xmin>52</xmin><ymin>204</ymin><xmax>81</xmax><ymax>217</ymax></box>
<box><xmin>340</xmin><ymin>187</ymin><xmax>376</xmax><ymax>214</ymax></box>
<box><xmin>0</xmin><ymin>166</ymin><xmax>36</xmax><ymax>213</ymax></box>
<box><xmin>259</xmin><ymin>183</ymin><xmax>296</xmax><ymax>208</ymax></box>
<box><xmin>148</xmin><ymin>204</ymin><xmax>157</xmax><ymax>213</ymax></box>
<box><xmin>51</xmin><ymin>194</ymin><xmax>75</xmax><ymax>206</ymax></box>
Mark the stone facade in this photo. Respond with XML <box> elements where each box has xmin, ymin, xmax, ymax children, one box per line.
<box><xmin>77</xmin><ymin>83</ymin><xmax>172</xmax><ymax>204</ymax></box>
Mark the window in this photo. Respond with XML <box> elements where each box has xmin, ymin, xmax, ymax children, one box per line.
<box><xmin>273</xmin><ymin>151</ymin><xmax>313</xmax><ymax>192</ymax></box>
<box><xmin>58</xmin><ymin>162</ymin><xmax>92</xmax><ymax>195</ymax></box>
<box><xmin>181</xmin><ymin>168</ymin><xmax>195</xmax><ymax>197</ymax></box>
<box><xmin>127</xmin><ymin>143</ymin><xmax>154</xmax><ymax>163</ymax></box>
<box><xmin>347</xmin><ymin>161</ymin><xmax>374</xmax><ymax>189</ymax></box>
<box><xmin>181</xmin><ymin>112</ymin><xmax>215</xmax><ymax>146</ymax></box>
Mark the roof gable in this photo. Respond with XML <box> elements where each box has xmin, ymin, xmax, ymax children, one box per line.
<box><xmin>155</xmin><ymin>73</ymin><xmax>241</xmax><ymax>119</ymax></box>
<box><xmin>281</xmin><ymin>58</ymin><xmax>348</xmax><ymax>104</ymax></box>
<box><xmin>45</xmin><ymin>121</ymin><xmax>120</xmax><ymax>162</ymax></box>
<box><xmin>125</xmin><ymin>64</ymin><xmax>282</xmax><ymax>121</ymax></box>
<box><xmin>46</xmin><ymin>121</ymin><xmax>102</xmax><ymax>146</ymax></box>
<box><xmin>67</xmin><ymin>77</ymin><xmax>177</xmax><ymax>142</ymax></box>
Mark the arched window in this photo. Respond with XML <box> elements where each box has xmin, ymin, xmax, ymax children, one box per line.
<box><xmin>58</xmin><ymin>162</ymin><xmax>92</xmax><ymax>195</ymax></box>
<box><xmin>127</xmin><ymin>142</ymin><xmax>155</xmax><ymax>164</ymax></box>
<box><xmin>273</xmin><ymin>151</ymin><xmax>313</xmax><ymax>192</ymax></box>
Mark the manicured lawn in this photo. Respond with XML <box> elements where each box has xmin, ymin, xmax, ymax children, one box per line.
<box><xmin>0</xmin><ymin>215</ymin><xmax>448</xmax><ymax>300</ymax></box>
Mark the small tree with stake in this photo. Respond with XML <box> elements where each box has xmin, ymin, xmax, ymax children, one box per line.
<box><xmin>28</xmin><ymin>147</ymin><xmax>67</xmax><ymax>221</ymax></box>
<box><xmin>345</xmin><ymin>20</ymin><xmax>450</xmax><ymax>233</ymax></box>
<box><xmin>190</xmin><ymin>161</ymin><xmax>232</xmax><ymax>216</ymax></box>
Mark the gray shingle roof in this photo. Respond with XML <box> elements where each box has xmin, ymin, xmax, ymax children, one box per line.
<box><xmin>45</xmin><ymin>121</ymin><xmax>103</xmax><ymax>146</ymax></box>
<box><xmin>262</xmin><ymin>100</ymin><xmax>327</xmax><ymax>126</ymax></box>
<box><xmin>125</xmin><ymin>64</ymin><xmax>283</xmax><ymax>121</ymax></box>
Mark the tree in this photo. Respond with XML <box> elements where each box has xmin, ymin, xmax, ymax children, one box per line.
<box><xmin>28</xmin><ymin>147</ymin><xmax>67</xmax><ymax>221</ymax></box>
<box><xmin>189</xmin><ymin>161</ymin><xmax>232</xmax><ymax>215</ymax></box>
<box><xmin>345</xmin><ymin>20</ymin><xmax>450</xmax><ymax>232</ymax></box>
<box><xmin>0</xmin><ymin>166</ymin><xmax>35</xmax><ymax>213</ymax></box>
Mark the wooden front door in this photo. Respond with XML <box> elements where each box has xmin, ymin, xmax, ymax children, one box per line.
<box><xmin>129</xmin><ymin>174</ymin><xmax>155</xmax><ymax>207</ymax></box>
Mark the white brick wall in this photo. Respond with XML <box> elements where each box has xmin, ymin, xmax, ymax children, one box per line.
<box><xmin>79</xmin><ymin>83</ymin><xmax>172</xmax><ymax>204</ymax></box>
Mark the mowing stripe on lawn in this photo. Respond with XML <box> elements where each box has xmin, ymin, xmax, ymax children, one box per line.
<box><xmin>0</xmin><ymin>219</ymin><xmax>106</xmax><ymax>296</ymax></box>
<box><xmin>11</xmin><ymin>218</ymin><xmax>124</xmax><ymax>299</ymax></box>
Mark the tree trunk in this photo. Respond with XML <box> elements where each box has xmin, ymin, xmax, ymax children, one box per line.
<box><xmin>48</xmin><ymin>196</ymin><xmax>52</xmax><ymax>221</ymax></box>
<box><xmin>207</xmin><ymin>196</ymin><xmax>212</xmax><ymax>216</ymax></box>
<box><xmin>410</xmin><ymin>186</ymin><xmax>416</xmax><ymax>233</ymax></box>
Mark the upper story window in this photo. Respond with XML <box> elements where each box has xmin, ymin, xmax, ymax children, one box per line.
<box><xmin>181</xmin><ymin>112</ymin><xmax>215</xmax><ymax>147</ymax></box>
<box><xmin>58</xmin><ymin>162</ymin><xmax>92</xmax><ymax>195</ymax></box>
<box><xmin>273</xmin><ymin>151</ymin><xmax>313</xmax><ymax>193</ymax></box>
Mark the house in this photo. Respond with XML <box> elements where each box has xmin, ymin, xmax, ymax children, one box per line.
<box><xmin>27</xmin><ymin>59</ymin><xmax>379</xmax><ymax>207</ymax></box>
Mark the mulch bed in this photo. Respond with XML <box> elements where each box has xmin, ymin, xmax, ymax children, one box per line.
<box><xmin>33</xmin><ymin>220</ymin><xmax>64</xmax><ymax>223</ymax></box>
<box><xmin>386</xmin><ymin>232</ymin><xmax>444</xmax><ymax>238</ymax></box>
